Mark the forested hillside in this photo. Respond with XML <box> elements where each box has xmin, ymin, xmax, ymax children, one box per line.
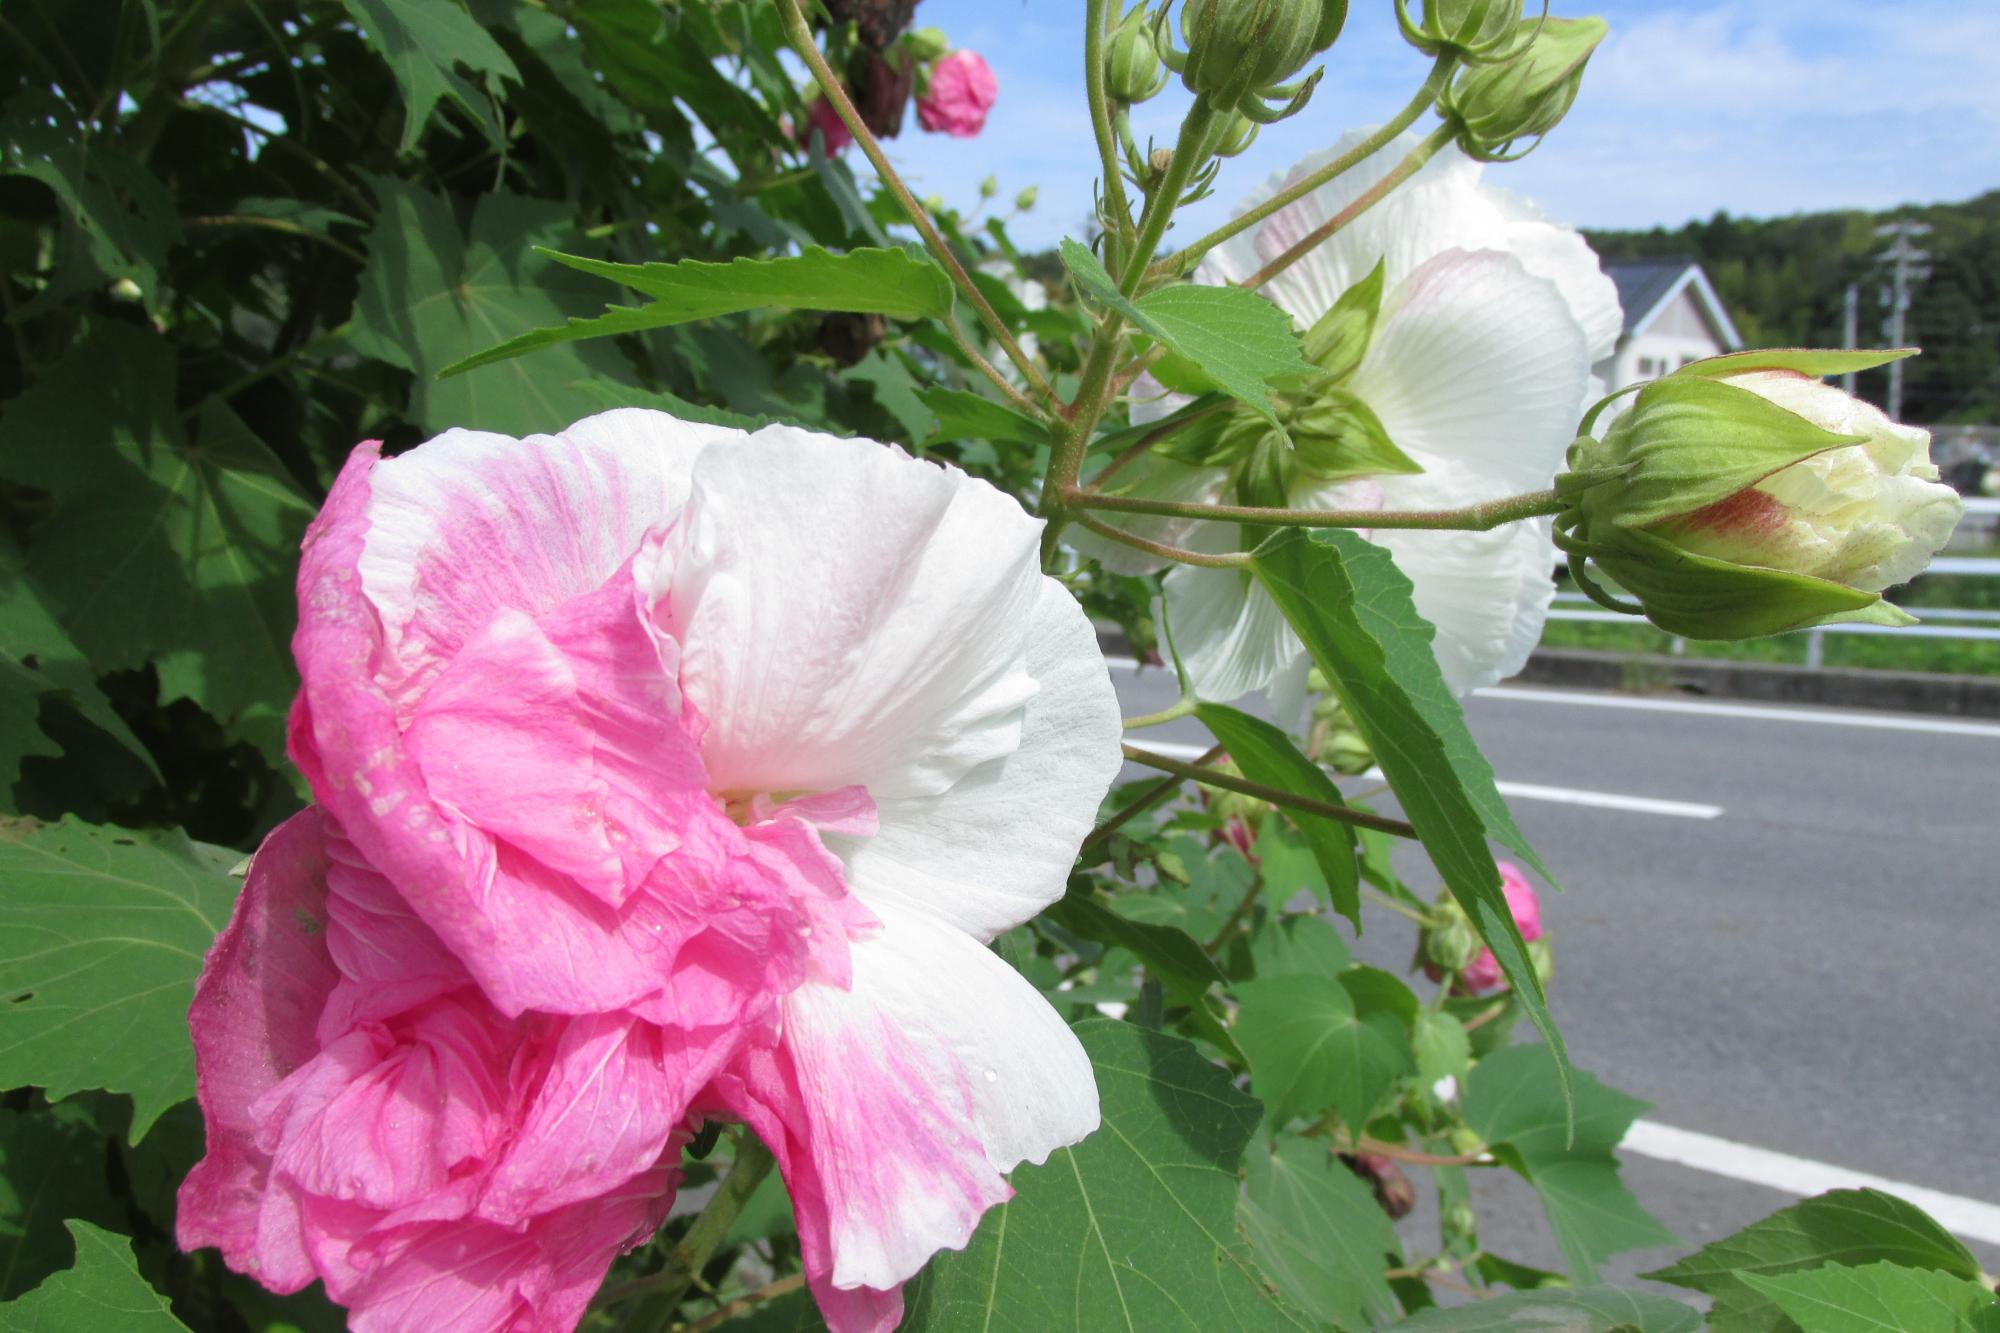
<box><xmin>1587</xmin><ymin>191</ymin><xmax>2000</xmax><ymax>425</ymax></box>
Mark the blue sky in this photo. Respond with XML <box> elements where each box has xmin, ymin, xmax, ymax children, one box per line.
<box><xmin>864</xmin><ymin>0</ymin><xmax>2000</xmax><ymax>247</ymax></box>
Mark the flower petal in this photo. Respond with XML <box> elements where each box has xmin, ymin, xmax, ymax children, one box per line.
<box><xmin>829</xmin><ymin>576</ymin><xmax>1121</xmax><ymax>940</ymax></box>
<box><xmin>1376</xmin><ymin>507</ymin><xmax>1558</xmax><ymax>695</ymax></box>
<box><xmin>666</xmin><ymin>427</ymin><xmax>1045</xmax><ymax>802</ymax></box>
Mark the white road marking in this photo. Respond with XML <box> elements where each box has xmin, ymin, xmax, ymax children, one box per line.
<box><xmin>1125</xmin><ymin>745</ymin><xmax>1722</xmax><ymax>819</ymax></box>
<box><xmin>1477</xmin><ymin>686</ymin><xmax>2000</xmax><ymax>739</ymax></box>
<box><xmin>1622</xmin><ymin>1120</ymin><xmax>2000</xmax><ymax>1247</ymax></box>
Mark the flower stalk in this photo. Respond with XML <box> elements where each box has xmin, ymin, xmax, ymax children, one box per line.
<box><xmin>1242</xmin><ymin>121</ymin><xmax>1456</xmax><ymax>291</ymax></box>
<box><xmin>1065</xmin><ymin>484</ymin><xmax>1566</xmax><ymax>531</ymax></box>
<box><xmin>1121</xmin><ymin>745</ymin><xmax>1418</xmax><ymax>838</ymax></box>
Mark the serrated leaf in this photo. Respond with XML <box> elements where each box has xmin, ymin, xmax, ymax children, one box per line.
<box><xmin>440</xmin><ymin>245</ymin><xmax>956</xmax><ymax>376</ymax></box>
<box><xmin>1385</xmin><ymin>1283</ymin><xmax>1701</xmax><ymax>1331</ymax></box>
<box><xmin>1741</xmin><ymin>1261</ymin><xmax>2000</xmax><ymax>1333</ymax></box>
<box><xmin>901</xmin><ymin>1020</ymin><xmax>1314</xmax><ymax>1331</ymax></box>
<box><xmin>0</xmin><ymin>1222</ymin><xmax>189</xmax><ymax>1331</ymax></box>
<box><xmin>1250</xmin><ymin>526</ymin><xmax>1569</xmax><ymax>1108</ymax></box>
<box><xmin>1643</xmin><ymin>1188</ymin><xmax>1982</xmax><ymax>1332</ymax></box>
<box><xmin>0</xmin><ymin>819</ymin><xmax>240</xmax><ymax>1138</ymax></box>
<box><xmin>337</xmin><ymin>0</ymin><xmax>520</xmax><ymax>153</ymax></box>
<box><xmin>1463</xmin><ymin>1046</ymin><xmax>1675</xmax><ymax>1282</ymax></box>
<box><xmin>0</xmin><ymin>1107</ymin><xmax>123</xmax><ymax>1299</ymax></box>
<box><xmin>347</xmin><ymin>182</ymin><xmax>636</xmax><ymax>434</ymax></box>
<box><xmin>1234</xmin><ymin>974</ymin><xmax>1411</xmax><ymax>1132</ymax></box>
<box><xmin>1058</xmin><ymin>239</ymin><xmax>1308</xmax><ymax>422</ymax></box>
<box><xmin>1109</xmin><ymin>836</ymin><xmax>1253</xmax><ymax>943</ymax></box>
<box><xmin>0</xmin><ymin>327</ymin><xmax>314</xmax><ymax>732</ymax></box>
<box><xmin>1246</xmin><ymin>911</ymin><xmax>1350</xmax><ymax>980</ymax></box>
<box><xmin>917</xmin><ymin>388</ymin><xmax>1049</xmax><ymax>447</ymax></box>
<box><xmin>1240</xmin><ymin>1135</ymin><xmax>1402</xmax><ymax>1329</ymax></box>
<box><xmin>1196</xmin><ymin>703</ymin><xmax>1360</xmax><ymax>928</ymax></box>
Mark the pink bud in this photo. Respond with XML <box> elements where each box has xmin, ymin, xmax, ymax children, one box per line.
<box><xmin>917</xmin><ymin>50</ymin><xmax>998</xmax><ymax>138</ymax></box>
<box><xmin>1456</xmin><ymin>865</ymin><xmax>1542</xmax><ymax>995</ymax></box>
<box><xmin>800</xmin><ymin>96</ymin><xmax>852</xmax><ymax>153</ymax></box>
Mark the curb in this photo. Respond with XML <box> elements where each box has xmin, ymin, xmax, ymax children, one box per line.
<box><xmin>1516</xmin><ymin>649</ymin><xmax>2000</xmax><ymax>720</ymax></box>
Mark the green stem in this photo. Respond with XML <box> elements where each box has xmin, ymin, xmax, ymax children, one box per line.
<box><xmin>1071</xmin><ymin>511</ymin><xmax>1251</xmax><ymax>570</ymax></box>
<box><xmin>607</xmin><ymin>1136</ymin><xmax>776</xmax><ymax>1327</ymax></box>
<box><xmin>1085</xmin><ymin>0</ymin><xmax>1135</xmax><ymax>271</ymax></box>
<box><xmin>1121</xmin><ymin>745</ymin><xmax>1419</xmax><ymax>838</ymax></box>
<box><xmin>1062</xmin><ymin>485</ymin><xmax>1565</xmax><ymax>532</ymax></box>
<box><xmin>1123</xmin><ymin>696</ymin><xmax>1197</xmax><ymax>730</ymax></box>
<box><xmin>183</xmin><ymin>321</ymin><xmax>355</xmax><ymax>420</ymax></box>
<box><xmin>1242</xmin><ymin>123</ymin><xmax>1455</xmax><ymax>291</ymax></box>
<box><xmin>1120</xmin><ymin>98</ymin><xmax>1218</xmax><ymax>295</ymax></box>
<box><xmin>1363</xmin><ymin>884</ymin><xmax>1429</xmax><ymax>925</ymax></box>
<box><xmin>1157</xmin><ymin>55</ymin><xmax>1458</xmax><ymax>281</ymax></box>
<box><xmin>776</xmin><ymin>0</ymin><xmax>1052</xmax><ymax>406</ymax></box>
<box><xmin>1080</xmin><ymin>743</ymin><xmax>1225</xmax><ymax>855</ymax></box>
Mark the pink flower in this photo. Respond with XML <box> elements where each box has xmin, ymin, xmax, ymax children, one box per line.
<box><xmin>1458</xmin><ymin>863</ymin><xmax>1542</xmax><ymax>994</ymax></box>
<box><xmin>176</xmin><ymin>809</ymin><xmax>687</xmax><ymax>1332</ymax></box>
<box><xmin>183</xmin><ymin>411</ymin><xmax>1123</xmax><ymax>1331</ymax></box>
<box><xmin>917</xmin><ymin>50</ymin><xmax>997</xmax><ymax>138</ymax></box>
<box><xmin>801</xmin><ymin>96</ymin><xmax>851</xmax><ymax>153</ymax></box>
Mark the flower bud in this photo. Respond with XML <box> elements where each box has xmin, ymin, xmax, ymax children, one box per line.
<box><xmin>1398</xmin><ymin>0</ymin><xmax>1526</xmax><ymax>60</ymax></box>
<box><xmin>1561</xmin><ymin>353</ymin><xmax>1965</xmax><ymax>639</ymax></box>
<box><xmin>1442</xmin><ymin>1199</ymin><xmax>1480</xmax><ymax>1246</ymax></box>
<box><xmin>1170</xmin><ymin>0</ymin><xmax>1347</xmax><ymax>115</ymax></box>
<box><xmin>917</xmin><ymin>49</ymin><xmax>998</xmax><ymax>138</ymax></box>
<box><xmin>902</xmin><ymin>25</ymin><xmax>950</xmax><ymax>63</ymax></box>
<box><xmin>1527</xmin><ymin>936</ymin><xmax>1554</xmax><ymax>990</ymax></box>
<box><xmin>1443</xmin><ymin>16</ymin><xmax>1604</xmax><ymax>160</ymax></box>
<box><xmin>1014</xmin><ymin>185</ymin><xmax>1039</xmax><ymax>211</ymax></box>
<box><xmin>1106</xmin><ymin>3</ymin><xmax>1170</xmax><ymax>103</ymax></box>
<box><xmin>979</xmin><ymin>173</ymin><xmax>998</xmax><ymax>198</ymax></box>
<box><xmin>1422</xmin><ymin>902</ymin><xmax>1482</xmax><ymax>974</ymax></box>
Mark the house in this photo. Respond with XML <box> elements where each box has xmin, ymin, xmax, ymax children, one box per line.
<box><xmin>1594</xmin><ymin>256</ymin><xmax>1743</xmax><ymax>390</ymax></box>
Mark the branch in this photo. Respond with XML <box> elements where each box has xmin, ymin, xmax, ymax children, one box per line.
<box><xmin>1072</xmin><ymin>511</ymin><xmax>1252</xmax><ymax>570</ymax></box>
<box><xmin>1241</xmin><ymin>123</ymin><xmax>1456</xmax><ymax>293</ymax></box>
<box><xmin>1063</xmin><ymin>485</ymin><xmax>1565</xmax><ymax>532</ymax></box>
<box><xmin>684</xmin><ymin>1274</ymin><xmax>808</xmax><ymax>1333</ymax></box>
<box><xmin>1085</xmin><ymin>0</ymin><xmax>1135</xmax><ymax>270</ymax></box>
<box><xmin>1081</xmin><ymin>742</ymin><xmax>1224</xmax><ymax>854</ymax></box>
<box><xmin>1122</xmin><ymin>745</ymin><xmax>1418</xmax><ymax>838</ymax></box>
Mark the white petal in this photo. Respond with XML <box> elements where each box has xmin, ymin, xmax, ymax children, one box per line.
<box><xmin>1376</xmin><ymin>499</ymin><xmax>1558</xmax><ymax>695</ymax></box>
<box><xmin>1486</xmin><ymin>186</ymin><xmax>1625</xmax><ymax>363</ymax></box>
<box><xmin>830</xmin><ymin>576</ymin><xmax>1122</xmax><ymax>940</ymax></box>
<box><xmin>357</xmin><ymin>409</ymin><xmax>725</xmax><ymax>701</ymax></box>
<box><xmin>782</xmin><ymin>900</ymin><xmax>1098</xmax><ymax>1291</ymax></box>
<box><xmin>1164</xmin><ymin>551</ymin><xmax>1301</xmax><ymax>704</ymax></box>
<box><xmin>667</xmin><ymin>428</ymin><xmax>1045</xmax><ymax>802</ymax></box>
<box><xmin>1351</xmin><ymin>249</ymin><xmax>1589</xmax><ymax>497</ymax></box>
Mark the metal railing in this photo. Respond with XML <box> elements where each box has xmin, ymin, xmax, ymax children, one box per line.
<box><xmin>1546</xmin><ymin>496</ymin><xmax>2000</xmax><ymax>669</ymax></box>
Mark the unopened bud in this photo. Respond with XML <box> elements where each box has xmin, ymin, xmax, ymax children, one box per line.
<box><xmin>1399</xmin><ymin>0</ymin><xmax>1527</xmax><ymax>60</ymax></box>
<box><xmin>109</xmin><ymin>277</ymin><xmax>143</xmax><ymax>302</ymax></box>
<box><xmin>1106</xmin><ymin>2</ymin><xmax>1170</xmax><ymax>103</ymax></box>
<box><xmin>902</xmin><ymin>26</ymin><xmax>950</xmax><ymax>63</ymax></box>
<box><xmin>1422</xmin><ymin>904</ymin><xmax>1481</xmax><ymax>974</ymax></box>
<box><xmin>1169</xmin><ymin>0</ymin><xmax>1347</xmax><ymax>115</ymax></box>
<box><xmin>1014</xmin><ymin>185</ymin><xmax>1038</xmax><ymax>211</ymax></box>
<box><xmin>1444</xmin><ymin>17</ymin><xmax>1604</xmax><ymax>159</ymax></box>
<box><xmin>1447</xmin><ymin>1126</ymin><xmax>1483</xmax><ymax>1157</ymax></box>
<box><xmin>979</xmin><ymin>174</ymin><xmax>998</xmax><ymax>198</ymax></box>
<box><xmin>1443</xmin><ymin>1199</ymin><xmax>1480</xmax><ymax>1246</ymax></box>
<box><xmin>1527</xmin><ymin>936</ymin><xmax>1554</xmax><ymax>989</ymax></box>
<box><xmin>1149</xmin><ymin>146</ymin><xmax>1175</xmax><ymax>175</ymax></box>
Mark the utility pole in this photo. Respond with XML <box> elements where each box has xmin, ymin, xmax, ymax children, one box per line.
<box><xmin>1873</xmin><ymin>220</ymin><xmax>1932</xmax><ymax>421</ymax></box>
<box><xmin>1841</xmin><ymin>283</ymin><xmax>1859</xmax><ymax>395</ymax></box>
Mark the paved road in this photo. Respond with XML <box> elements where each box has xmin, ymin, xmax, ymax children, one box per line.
<box><xmin>1111</xmin><ymin>659</ymin><xmax>2000</xmax><ymax>1278</ymax></box>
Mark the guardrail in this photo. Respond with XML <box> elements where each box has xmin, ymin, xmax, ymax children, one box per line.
<box><xmin>1547</xmin><ymin>494</ymin><xmax>2000</xmax><ymax>669</ymax></box>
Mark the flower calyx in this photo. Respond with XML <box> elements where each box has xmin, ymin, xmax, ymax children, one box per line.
<box><xmin>1106</xmin><ymin>3</ymin><xmax>1171</xmax><ymax>104</ymax></box>
<box><xmin>1553</xmin><ymin>349</ymin><xmax>1965</xmax><ymax>640</ymax></box>
<box><xmin>1395</xmin><ymin>0</ymin><xmax>1539</xmax><ymax>63</ymax></box>
<box><xmin>1154</xmin><ymin>0</ymin><xmax>1348</xmax><ymax>122</ymax></box>
<box><xmin>1441</xmin><ymin>14</ymin><xmax>1605</xmax><ymax>161</ymax></box>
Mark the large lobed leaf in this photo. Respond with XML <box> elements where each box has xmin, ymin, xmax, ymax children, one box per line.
<box><xmin>1233</xmin><ymin>974</ymin><xmax>1410</xmax><ymax>1134</ymax></box>
<box><xmin>1741</xmin><ymin>1260</ymin><xmax>2000</xmax><ymax>1333</ymax></box>
<box><xmin>0</xmin><ymin>1222</ymin><xmax>189</xmax><ymax>1331</ymax></box>
<box><xmin>1644</xmin><ymin>1188</ymin><xmax>1984</xmax><ymax>1331</ymax></box>
<box><xmin>1196</xmin><ymin>703</ymin><xmax>1360</xmax><ymax>927</ymax></box>
<box><xmin>901</xmin><ymin>1020</ymin><xmax>1314</xmax><ymax>1331</ymax></box>
<box><xmin>0</xmin><ymin>819</ymin><xmax>241</xmax><ymax>1138</ymax></box>
<box><xmin>337</xmin><ymin>0</ymin><xmax>519</xmax><ymax>153</ymax></box>
<box><xmin>438</xmin><ymin>245</ymin><xmax>957</xmax><ymax>378</ymax></box>
<box><xmin>1251</xmin><ymin>527</ymin><xmax>1570</xmax><ymax>1110</ymax></box>
<box><xmin>1385</xmin><ymin>1283</ymin><xmax>1701</xmax><ymax>1331</ymax></box>
<box><xmin>1239</xmin><ymin>1135</ymin><xmax>1402</xmax><ymax>1329</ymax></box>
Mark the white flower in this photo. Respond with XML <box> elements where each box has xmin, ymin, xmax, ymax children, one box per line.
<box><xmin>1073</xmin><ymin>130</ymin><xmax>1619</xmax><ymax>701</ymax></box>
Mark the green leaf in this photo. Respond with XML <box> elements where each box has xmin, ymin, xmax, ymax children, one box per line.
<box><xmin>1046</xmin><ymin>887</ymin><xmax>1225</xmax><ymax>999</ymax></box>
<box><xmin>337</xmin><ymin>0</ymin><xmax>520</xmax><ymax>153</ymax></box>
<box><xmin>1240</xmin><ymin>1135</ymin><xmax>1401</xmax><ymax>1329</ymax></box>
<box><xmin>1301</xmin><ymin>257</ymin><xmax>1386</xmax><ymax>379</ymax></box>
<box><xmin>1385</xmin><ymin>1284</ymin><xmax>1701</xmax><ymax>1331</ymax></box>
<box><xmin>1741</xmin><ymin>1261</ymin><xmax>2000</xmax><ymax>1333</ymax></box>
<box><xmin>1196</xmin><ymin>703</ymin><xmax>1360</xmax><ymax>927</ymax></box>
<box><xmin>0</xmin><ymin>1107</ymin><xmax>123</xmax><ymax>1300</ymax></box>
<box><xmin>1250</xmin><ymin>526</ymin><xmax>1568</xmax><ymax>1107</ymax></box>
<box><xmin>1058</xmin><ymin>239</ymin><xmax>1308</xmax><ymax>422</ymax></box>
<box><xmin>1246</xmin><ymin>910</ymin><xmax>1350</xmax><ymax>980</ymax></box>
<box><xmin>1233</xmin><ymin>974</ymin><xmax>1411</xmax><ymax>1132</ymax></box>
<box><xmin>1411</xmin><ymin>1009</ymin><xmax>1471</xmax><ymax>1084</ymax></box>
<box><xmin>440</xmin><ymin>245</ymin><xmax>956</xmax><ymax>377</ymax></box>
<box><xmin>917</xmin><ymin>388</ymin><xmax>1049</xmax><ymax>448</ymax></box>
<box><xmin>0</xmin><ymin>326</ymin><xmax>314</xmax><ymax>731</ymax></box>
<box><xmin>1643</xmin><ymin>1188</ymin><xmax>1983</xmax><ymax>1332</ymax></box>
<box><xmin>564</xmin><ymin>380</ymin><xmax>814</xmax><ymax>434</ymax></box>
<box><xmin>1463</xmin><ymin>1046</ymin><xmax>1676</xmax><ymax>1282</ymax></box>
<box><xmin>1109</xmin><ymin>836</ymin><xmax>1253</xmax><ymax>943</ymax></box>
<box><xmin>0</xmin><ymin>819</ymin><xmax>241</xmax><ymax>1138</ymax></box>
<box><xmin>1288</xmin><ymin>387</ymin><xmax>1426</xmax><ymax>484</ymax></box>
<box><xmin>901</xmin><ymin>1020</ymin><xmax>1314</xmax><ymax>1331</ymax></box>
<box><xmin>1672</xmin><ymin>347</ymin><xmax>1916</xmax><ymax>381</ymax></box>
<box><xmin>0</xmin><ymin>1222</ymin><xmax>189</xmax><ymax>1331</ymax></box>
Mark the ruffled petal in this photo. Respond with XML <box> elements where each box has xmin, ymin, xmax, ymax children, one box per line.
<box><xmin>1486</xmin><ymin>186</ymin><xmax>1624</xmax><ymax>364</ymax></box>
<box><xmin>665</xmin><ymin>427</ymin><xmax>1045</xmax><ymax>803</ymax></box>
<box><xmin>777</xmin><ymin>899</ymin><xmax>1097</xmax><ymax>1292</ymax></box>
<box><xmin>177</xmin><ymin>809</ymin><xmax>343</xmax><ymax>1288</ymax></box>
<box><xmin>827</xmin><ymin>575</ymin><xmax>1121</xmax><ymax>940</ymax></box>
<box><xmin>1376</xmin><ymin>505</ymin><xmax>1558</xmax><ymax>695</ymax></box>
<box><xmin>1164</xmin><ymin>558</ymin><xmax>1300</xmax><ymax>704</ymax></box>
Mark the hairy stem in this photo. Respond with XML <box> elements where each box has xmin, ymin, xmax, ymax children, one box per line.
<box><xmin>1122</xmin><ymin>746</ymin><xmax>1418</xmax><ymax>838</ymax></box>
<box><xmin>1081</xmin><ymin>743</ymin><xmax>1225</xmax><ymax>854</ymax></box>
<box><xmin>1085</xmin><ymin>0</ymin><xmax>1135</xmax><ymax>271</ymax></box>
<box><xmin>1120</xmin><ymin>98</ymin><xmax>1218</xmax><ymax>295</ymax></box>
<box><xmin>1061</xmin><ymin>485</ymin><xmax>1565</xmax><ymax>532</ymax></box>
<box><xmin>1241</xmin><ymin>123</ymin><xmax>1456</xmax><ymax>293</ymax></box>
<box><xmin>1071</xmin><ymin>511</ymin><xmax>1252</xmax><ymax>569</ymax></box>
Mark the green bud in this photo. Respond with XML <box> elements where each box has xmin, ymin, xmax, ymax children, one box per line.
<box><xmin>903</xmin><ymin>26</ymin><xmax>950</xmax><ymax>63</ymax></box>
<box><xmin>1527</xmin><ymin>937</ymin><xmax>1554</xmax><ymax>989</ymax></box>
<box><xmin>1106</xmin><ymin>3</ymin><xmax>1170</xmax><ymax>103</ymax></box>
<box><xmin>1211</xmin><ymin>110</ymin><xmax>1260</xmax><ymax>158</ymax></box>
<box><xmin>109</xmin><ymin>277</ymin><xmax>144</xmax><ymax>303</ymax></box>
<box><xmin>1398</xmin><ymin>0</ymin><xmax>1528</xmax><ymax>60</ymax></box>
<box><xmin>979</xmin><ymin>174</ymin><xmax>998</xmax><ymax>198</ymax></box>
<box><xmin>1014</xmin><ymin>185</ymin><xmax>1038</xmax><ymax>211</ymax></box>
<box><xmin>1559</xmin><ymin>358</ymin><xmax>1963</xmax><ymax>639</ymax></box>
<box><xmin>1444</xmin><ymin>16</ymin><xmax>1605</xmax><ymax>160</ymax></box>
<box><xmin>1423</xmin><ymin>903</ymin><xmax>1482</xmax><ymax>973</ymax></box>
<box><xmin>922</xmin><ymin>193</ymin><xmax>945</xmax><ymax>212</ymax></box>
<box><xmin>1442</xmin><ymin>1199</ymin><xmax>1480</xmax><ymax>1246</ymax></box>
<box><xmin>1447</xmin><ymin>1127</ymin><xmax>1484</xmax><ymax>1157</ymax></box>
<box><xmin>1169</xmin><ymin>0</ymin><xmax>1347</xmax><ymax>115</ymax></box>
<box><xmin>1323</xmin><ymin>722</ymin><xmax>1374</xmax><ymax>776</ymax></box>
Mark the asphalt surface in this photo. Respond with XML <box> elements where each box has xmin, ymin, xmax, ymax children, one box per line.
<box><xmin>1111</xmin><ymin>658</ymin><xmax>2000</xmax><ymax>1281</ymax></box>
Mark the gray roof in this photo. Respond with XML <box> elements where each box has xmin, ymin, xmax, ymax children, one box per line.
<box><xmin>1602</xmin><ymin>255</ymin><xmax>1697</xmax><ymax>335</ymax></box>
